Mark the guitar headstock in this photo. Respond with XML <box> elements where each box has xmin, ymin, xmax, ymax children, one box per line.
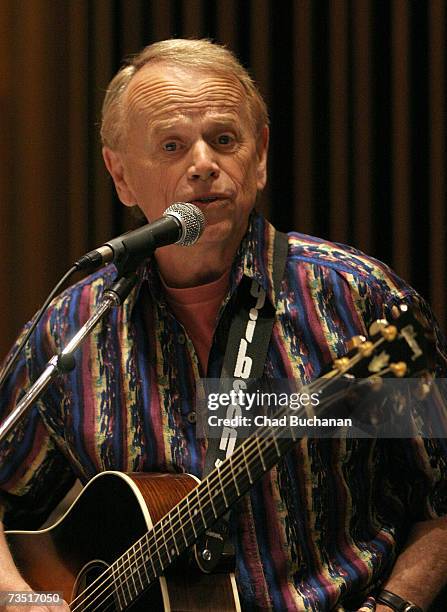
<box><xmin>326</xmin><ymin>303</ymin><xmax>436</xmax><ymax>384</ymax></box>
<box><xmin>314</xmin><ymin>304</ymin><xmax>440</xmax><ymax>434</ymax></box>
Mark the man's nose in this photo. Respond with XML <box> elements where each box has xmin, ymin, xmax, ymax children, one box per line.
<box><xmin>187</xmin><ymin>140</ymin><xmax>220</xmax><ymax>181</ymax></box>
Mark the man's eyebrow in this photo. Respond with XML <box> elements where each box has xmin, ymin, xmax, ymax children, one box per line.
<box><xmin>148</xmin><ymin>113</ymin><xmax>240</xmax><ymax>134</ymax></box>
<box><xmin>148</xmin><ymin>118</ymin><xmax>184</xmax><ymax>134</ymax></box>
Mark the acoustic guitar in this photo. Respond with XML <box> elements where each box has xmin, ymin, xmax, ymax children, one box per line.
<box><xmin>6</xmin><ymin>307</ymin><xmax>435</xmax><ymax>611</ymax></box>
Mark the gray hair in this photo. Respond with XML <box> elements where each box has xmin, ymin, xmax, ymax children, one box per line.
<box><xmin>101</xmin><ymin>39</ymin><xmax>269</xmax><ymax>150</ymax></box>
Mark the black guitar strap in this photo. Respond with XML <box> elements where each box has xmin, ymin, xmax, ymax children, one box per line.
<box><xmin>195</xmin><ymin>229</ymin><xmax>289</xmax><ymax>572</ymax></box>
<box><xmin>204</xmin><ymin>228</ymin><xmax>289</xmax><ymax>473</ymax></box>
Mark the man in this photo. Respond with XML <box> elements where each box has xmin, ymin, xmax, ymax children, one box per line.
<box><xmin>0</xmin><ymin>39</ymin><xmax>446</xmax><ymax>611</ymax></box>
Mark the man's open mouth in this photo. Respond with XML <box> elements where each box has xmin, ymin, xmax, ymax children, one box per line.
<box><xmin>192</xmin><ymin>196</ymin><xmax>220</xmax><ymax>203</ymax></box>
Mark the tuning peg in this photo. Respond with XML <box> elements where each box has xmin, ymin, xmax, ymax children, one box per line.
<box><xmin>414</xmin><ymin>375</ymin><xmax>433</xmax><ymax>400</ymax></box>
<box><xmin>346</xmin><ymin>335</ymin><xmax>366</xmax><ymax>351</ymax></box>
<box><xmin>367</xmin><ymin>375</ymin><xmax>384</xmax><ymax>391</ymax></box>
<box><xmin>415</xmin><ymin>382</ymin><xmax>432</xmax><ymax>399</ymax></box>
<box><xmin>334</xmin><ymin>357</ymin><xmax>350</xmax><ymax>371</ymax></box>
<box><xmin>369</xmin><ymin>319</ymin><xmax>389</xmax><ymax>335</ymax></box>
<box><xmin>381</xmin><ymin>325</ymin><xmax>398</xmax><ymax>342</ymax></box>
<box><xmin>369</xmin><ymin>320</ymin><xmax>398</xmax><ymax>342</ymax></box>
<box><xmin>389</xmin><ymin>361</ymin><xmax>407</xmax><ymax>377</ymax></box>
<box><xmin>359</xmin><ymin>341</ymin><xmax>374</xmax><ymax>357</ymax></box>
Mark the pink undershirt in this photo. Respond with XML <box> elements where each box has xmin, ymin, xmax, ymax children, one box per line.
<box><xmin>162</xmin><ymin>270</ymin><xmax>231</xmax><ymax>373</ymax></box>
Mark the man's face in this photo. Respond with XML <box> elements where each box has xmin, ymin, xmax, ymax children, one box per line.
<box><xmin>104</xmin><ymin>63</ymin><xmax>268</xmax><ymax>248</ymax></box>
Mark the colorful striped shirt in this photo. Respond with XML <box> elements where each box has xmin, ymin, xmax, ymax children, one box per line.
<box><xmin>1</xmin><ymin>212</ymin><xmax>446</xmax><ymax>611</ymax></box>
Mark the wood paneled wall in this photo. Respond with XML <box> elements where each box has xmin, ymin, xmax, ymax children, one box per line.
<box><xmin>0</xmin><ymin>0</ymin><xmax>445</xmax><ymax>359</ymax></box>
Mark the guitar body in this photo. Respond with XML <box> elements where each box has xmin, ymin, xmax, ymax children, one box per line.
<box><xmin>6</xmin><ymin>472</ymin><xmax>240</xmax><ymax>611</ymax></box>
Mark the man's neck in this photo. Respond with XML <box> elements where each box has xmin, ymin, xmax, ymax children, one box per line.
<box><xmin>155</xmin><ymin>242</ymin><xmax>236</xmax><ymax>288</ymax></box>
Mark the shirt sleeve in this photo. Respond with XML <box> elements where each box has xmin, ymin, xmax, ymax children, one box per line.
<box><xmin>0</xmin><ymin>314</ymin><xmax>77</xmax><ymax>530</ymax></box>
<box><xmin>383</xmin><ymin>291</ymin><xmax>447</xmax><ymax>521</ymax></box>
<box><xmin>349</xmin><ymin>269</ymin><xmax>447</xmax><ymax>522</ymax></box>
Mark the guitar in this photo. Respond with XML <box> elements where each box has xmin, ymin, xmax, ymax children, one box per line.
<box><xmin>6</xmin><ymin>306</ymin><xmax>435</xmax><ymax>611</ymax></box>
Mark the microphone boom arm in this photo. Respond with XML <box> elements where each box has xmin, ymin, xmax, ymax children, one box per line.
<box><xmin>0</xmin><ymin>271</ymin><xmax>139</xmax><ymax>444</ymax></box>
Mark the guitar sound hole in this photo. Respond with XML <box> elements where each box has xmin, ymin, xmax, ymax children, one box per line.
<box><xmin>73</xmin><ymin>559</ymin><xmax>119</xmax><ymax>611</ymax></box>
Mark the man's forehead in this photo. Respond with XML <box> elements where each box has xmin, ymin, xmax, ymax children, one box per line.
<box><xmin>124</xmin><ymin>63</ymin><xmax>248</xmax><ymax>125</ymax></box>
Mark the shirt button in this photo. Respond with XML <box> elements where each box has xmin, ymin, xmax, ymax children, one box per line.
<box><xmin>178</xmin><ymin>333</ymin><xmax>186</xmax><ymax>344</ymax></box>
<box><xmin>187</xmin><ymin>411</ymin><xmax>196</xmax><ymax>424</ymax></box>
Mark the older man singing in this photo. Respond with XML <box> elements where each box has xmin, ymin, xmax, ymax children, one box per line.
<box><xmin>0</xmin><ymin>39</ymin><xmax>446</xmax><ymax>612</ymax></box>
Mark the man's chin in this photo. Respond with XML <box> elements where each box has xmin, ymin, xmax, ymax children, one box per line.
<box><xmin>198</xmin><ymin>218</ymin><xmax>242</xmax><ymax>245</ymax></box>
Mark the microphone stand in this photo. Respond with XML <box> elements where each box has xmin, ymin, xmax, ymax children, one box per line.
<box><xmin>0</xmin><ymin>267</ymin><xmax>139</xmax><ymax>444</ymax></box>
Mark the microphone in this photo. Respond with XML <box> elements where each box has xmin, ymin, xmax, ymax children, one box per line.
<box><xmin>75</xmin><ymin>202</ymin><xmax>205</xmax><ymax>271</ymax></box>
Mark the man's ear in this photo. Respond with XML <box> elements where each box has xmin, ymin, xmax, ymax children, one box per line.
<box><xmin>256</xmin><ymin>125</ymin><xmax>269</xmax><ymax>191</ymax></box>
<box><xmin>102</xmin><ymin>146</ymin><xmax>137</xmax><ymax>206</ymax></box>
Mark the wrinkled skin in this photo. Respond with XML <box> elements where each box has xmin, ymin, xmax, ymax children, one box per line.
<box><xmin>103</xmin><ymin>62</ymin><xmax>269</xmax><ymax>287</ymax></box>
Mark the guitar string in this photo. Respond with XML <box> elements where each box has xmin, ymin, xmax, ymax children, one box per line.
<box><xmin>70</xmin><ymin>369</ymin><xmax>386</xmax><ymax>612</ymax></box>
<box><xmin>70</xmin><ymin>337</ymin><xmax>393</xmax><ymax>611</ymax></box>
<box><xmin>68</xmin><ymin>374</ymin><xmax>331</xmax><ymax>612</ymax></box>
<box><xmin>82</xmin><ymin>378</ymin><xmax>383</xmax><ymax>612</ymax></box>
<box><xmin>104</xmin><ymin>335</ymin><xmax>423</xmax><ymax>609</ymax></box>
<box><xmin>75</xmin><ymin>373</ymin><xmax>394</xmax><ymax>612</ymax></box>
<box><xmin>70</xmin><ymin>379</ymin><xmax>374</xmax><ymax>612</ymax></box>
<box><xmin>73</xmin><ymin>425</ymin><xmax>300</xmax><ymax>612</ymax></box>
<box><xmin>70</xmin><ymin>368</ymin><xmax>385</xmax><ymax>612</ymax></box>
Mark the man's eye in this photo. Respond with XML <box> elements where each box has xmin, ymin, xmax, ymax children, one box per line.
<box><xmin>163</xmin><ymin>141</ymin><xmax>178</xmax><ymax>152</ymax></box>
<box><xmin>216</xmin><ymin>134</ymin><xmax>234</xmax><ymax>146</ymax></box>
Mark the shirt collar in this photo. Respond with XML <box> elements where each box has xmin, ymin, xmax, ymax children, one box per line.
<box><xmin>229</xmin><ymin>210</ymin><xmax>281</xmax><ymax>307</ymax></box>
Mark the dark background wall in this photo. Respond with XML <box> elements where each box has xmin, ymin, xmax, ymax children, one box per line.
<box><xmin>0</xmin><ymin>0</ymin><xmax>445</xmax><ymax>360</ymax></box>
